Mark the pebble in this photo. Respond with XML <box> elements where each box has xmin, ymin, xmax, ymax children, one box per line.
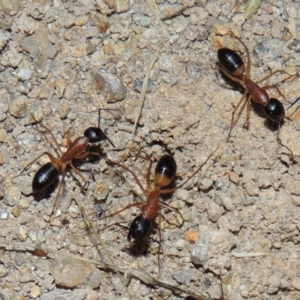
<box><xmin>0</xmin><ymin>17</ymin><xmax>10</xmax><ymax>30</ymax></box>
<box><xmin>64</xmin><ymin>84</ymin><xmax>76</xmax><ymax>100</ymax></box>
<box><xmin>176</xmin><ymin>188</ymin><xmax>190</xmax><ymax>202</ymax></box>
<box><xmin>0</xmin><ymin>209</ymin><xmax>9</xmax><ymax>220</ymax></box>
<box><xmin>68</xmin><ymin>203</ymin><xmax>79</xmax><ymax>218</ymax></box>
<box><xmin>253</xmin><ymin>39</ymin><xmax>285</xmax><ymax>64</ymax></box>
<box><xmin>16</xmin><ymin>68</ymin><xmax>32</xmax><ymax>81</ymax></box>
<box><xmin>185</xmin><ymin>229</ymin><xmax>200</xmax><ymax>243</ymax></box>
<box><xmin>214</xmin><ymin>193</ymin><xmax>235</xmax><ymax>211</ymax></box>
<box><xmin>207</xmin><ymin>198</ymin><xmax>225</xmax><ymax>222</ymax></box>
<box><xmin>75</xmin><ymin>15</ymin><xmax>89</xmax><ymax>26</ymax></box>
<box><xmin>0</xmin><ymin>129</ymin><xmax>7</xmax><ymax>142</ymax></box>
<box><xmin>0</xmin><ymin>265</ymin><xmax>8</xmax><ymax>277</ymax></box>
<box><xmin>4</xmin><ymin>185</ymin><xmax>21</xmax><ymax>206</ymax></box>
<box><xmin>91</xmin><ymin>69</ymin><xmax>127</xmax><ymax>102</ymax></box>
<box><xmin>40</xmin><ymin>289</ymin><xmax>87</xmax><ymax>300</ymax></box>
<box><xmin>55</xmin><ymin>78</ymin><xmax>67</xmax><ymax>98</ymax></box>
<box><xmin>115</xmin><ymin>0</ymin><xmax>130</xmax><ymax>12</ymax></box>
<box><xmin>70</xmin><ymin>44</ymin><xmax>87</xmax><ymax>58</ymax></box>
<box><xmin>0</xmin><ymin>31</ymin><xmax>8</xmax><ymax>50</ymax></box>
<box><xmin>20</xmin><ymin>36</ymin><xmax>39</xmax><ymax>57</ymax></box>
<box><xmin>199</xmin><ymin>177</ymin><xmax>213</xmax><ymax>190</ymax></box>
<box><xmin>191</xmin><ymin>229</ymin><xmax>236</xmax><ymax>266</ymax></box>
<box><xmin>51</xmin><ymin>257</ymin><xmax>93</xmax><ymax>288</ymax></box>
<box><xmin>58</xmin><ymin>102</ymin><xmax>71</xmax><ymax>119</ymax></box>
<box><xmin>94</xmin><ymin>180</ymin><xmax>109</xmax><ymax>200</ymax></box>
<box><xmin>89</xmin><ymin>11</ymin><xmax>109</xmax><ymax>33</ymax></box>
<box><xmin>173</xmin><ymin>270</ymin><xmax>193</xmax><ymax>285</ymax></box>
<box><xmin>32</xmin><ymin>23</ymin><xmax>49</xmax><ymax>48</ymax></box>
<box><xmin>11</xmin><ymin>204</ymin><xmax>22</xmax><ymax>217</ymax></box>
<box><xmin>83</xmin><ymin>269</ymin><xmax>103</xmax><ymax>289</ymax></box>
<box><xmin>40</xmin><ymin>45</ymin><xmax>57</xmax><ymax>59</ymax></box>
<box><xmin>30</xmin><ymin>285</ymin><xmax>41</xmax><ymax>299</ymax></box>
<box><xmin>229</xmin><ymin>171</ymin><xmax>239</xmax><ymax>184</ymax></box>
<box><xmin>17</xmin><ymin>225</ymin><xmax>28</xmax><ymax>241</ymax></box>
<box><xmin>292</xmin><ymin>278</ymin><xmax>300</xmax><ymax>291</ymax></box>
<box><xmin>0</xmin><ymin>0</ymin><xmax>21</xmax><ymax>15</ymax></box>
<box><xmin>9</xmin><ymin>96</ymin><xmax>28</xmax><ymax>118</ymax></box>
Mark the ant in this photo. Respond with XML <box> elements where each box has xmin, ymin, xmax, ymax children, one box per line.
<box><xmin>20</xmin><ymin>109</ymin><xmax>116</xmax><ymax>225</ymax></box>
<box><xmin>217</xmin><ymin>33</ymin><xmax>295</xmax><ymax>157</ymax></box>
<box><xmin>29</xmin><ymin>109</ymin><xmax>116</xmax><ymax>193</ymax></box>
<box><xmin>100</xmin><ymin>148</ymin><xmax>218</xmax><ymax>270</ymax></box>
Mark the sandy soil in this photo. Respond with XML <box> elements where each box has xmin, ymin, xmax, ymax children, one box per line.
<box><xmin>1</xmin><ymin>0</ymin><xmax>300</xmax><ymax>299</ymax></box>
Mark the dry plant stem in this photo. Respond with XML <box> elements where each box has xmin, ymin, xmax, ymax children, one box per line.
<box><xmin>132</xmin><ymin>40</ymin><xmax>167</xmax><ymax>135</ymax></box>
<box><xmin>145</xmin><ymin>0</ymin><xmax>169</xmax><ymax>37</ymax></box>
<box><xmin>0</xmin><ymin>241</ymin><xmax>212</xmax><ymax>300</ymax></box>
<box><xmin>231</xmin><ymin>251</ymin><xmax>265</xmax><ymax>257</ymax></box>
<box><xmin>161</xmin><ymin>2</ymin><xmax>194</xmax><ymax>21</ymax></box>
<box><xmin>72</xmin><ymin>195</ymin><xmax>131</xmax><ymax>296</ymax></box>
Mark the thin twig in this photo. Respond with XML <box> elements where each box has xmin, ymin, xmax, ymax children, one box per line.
<box><xmin>132</xmin><ymin>40</ymin><xmax>167</xmax><ymax>135</ymax></box>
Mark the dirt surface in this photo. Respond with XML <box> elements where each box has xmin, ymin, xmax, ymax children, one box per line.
<box><xmin>1</xmin><ymin>0</ymin><xmax>300</xmax><ymax>299</ymax></box>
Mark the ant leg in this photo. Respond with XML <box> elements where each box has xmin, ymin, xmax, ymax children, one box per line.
<box><xmin>18</xmin><ymin>152</ymin><xmax>58</xmax><ymax>175</ymax></box>
<box><xmin>145</xmin><ymin>158</ymin><xmax>153</xmax><ymax>189</ymax></box>
<box><xmin>64</xmin><ymin>128</ymin><xmax>72</xmax><ymax>148</ymax></box>
<box><xmin>244</xmin><ymin>94</ymin><xmax>252</xmax><ymax>129</ymax></box>
<box><xmin>119</xmin><ymin>164</ymin><xmax>148</xmax><ymax>196</ymax></box>
<box><xmin>102</xmin><ymin>131</ymin><xmax>116</xmax><ymax>148</ymax></box>
<box><xmin>227</xmin><ymin>93</ymin><xmax>247</xmax><ymax>141</ymax></box>
<box><xmin>263</xmin><ymin>85</ymin><xmax>287</xmax><ymax>102</ymax></box>
<box><xmin>157</xmin><ymin>212</ymin><xmax>162</xmax><ymax>275</ymax></box>
<box><xmin>230</xmin><ymin>33</ymin><xmax>252</xmax><ymax>76</ymax></box>
<box><xmin>43</xmin><ymin>176</ymin><xmax>65</xmax><ymax>233</ymax></box>
<box><xmin>160</xmin><ymin>147</ymin><xmax>218</xmax><ymax>194</ymax></box>
<box><xmin>159</xmin><ymin>202</ymin><xmax>184</xmax><ymax>226</ymax></box>
<box><xmin>99</xmin><ymin>202</ymin><xmax>144</xmax><ymax>221</ymax></box>
<box><xmin>287</xmin><ymin>96</ymin><xmax>300</xmax><ymax>110</ymax></box>
<box><xmin>219</xmin><ymin>67</ymin><xmax>245</xmax><ymax>87</ymax></box>
<box><xmin>69</xmin><ymin>163</ymin><xmax>88</xmax><ymax>188</ymax></box>
<box><xmin>37</xmin><ymin>120</ymin><xmax>65</xmax><ymax>156</ymax></box>
<box><xmin>276</xmin><ymin>124</ymin><xmax>294</xmax><ymax>160</ymax></box>
<box><xmin>256</xmin><ymin>70</ymin><xmax>293</xmax><ymax>85</ymax></box>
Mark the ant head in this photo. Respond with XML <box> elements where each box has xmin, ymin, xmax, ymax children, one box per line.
<box><xmin>84</xmin><ymin>127</ymin><xmax>107</xmax><ymax>144</ymax></box>
<box><xmin>264</xmin><ymin>98</ymin><xmax>285</xmax><ymax>123</ymax></box>
<box><xmin>127</xmin><ymin>215</ymin><xmax>152</xmax><ymax>244</ymax></box>
<box><xmin>154</xmin><ymin>154</ymin><xmax>177</xmax><ymax>188</ymax></box>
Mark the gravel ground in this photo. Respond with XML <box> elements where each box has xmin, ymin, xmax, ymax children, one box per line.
<box><xmin>1</xmin><ymin>0</ymin><xmax>300</xmax><ymax>299</ymax></box>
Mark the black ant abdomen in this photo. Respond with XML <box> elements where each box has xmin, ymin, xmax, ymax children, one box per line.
<box><xmin>154</xmin><ymin>154</ymin><xmax>177</xmax><ymax>188</ymax></box>
<box><xmin>263</xmin><ymin>98</ymin><xmax>285</xmax><ymax>124</ymax></box>
<box><xmin>217</xmin><ymin>48</ymin><xmax>245</xmax><ymax>77</ymax></box>
<box><xmin>128</xmin><ymin>215</ymin><xmax>152</xmax><ymax>244</ymax></box>
<box><xmin>32</xmin><ymin>162</ymin><xmax>60</xmax><ymax>192</ymax></box>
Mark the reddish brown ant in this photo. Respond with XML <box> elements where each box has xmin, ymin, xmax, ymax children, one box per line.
<box><xmin>20</xmin><ymin>109</ymin><xmax>116</xmax><ymax>226</ymax></box>
<box><xmin>217</xmin><ymin>33</ymin><xmax>295</xmax><ymax>157</ymax></box>
<box><xmin>99</xmin><ymin>148</ymin><xmax>218</xmax><ymax>269</ymax></box>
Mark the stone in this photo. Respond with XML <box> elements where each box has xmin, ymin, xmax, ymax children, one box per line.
<box><xmin>0</xmin><ymin>0</ymin><xmax>21</xmax><ymax>16</ymax></box>
<box><xmin>51</xmin><ymin>257</ymin><xmax>93</xmax><ymax>288</ymax></box>
<box><xmin>20</xmin><ymin>36</ymin><xmax>39</xmax><ymax>56</ymax></box>
<box><xmin>91</xmin><ymin>70</ymin><xmax>127</xmax><ymax>102</ymax></box>
<box><xmin>9</xmin><ymin>96</ymin><xmax>28</xmax><ymax>118</ymax></box>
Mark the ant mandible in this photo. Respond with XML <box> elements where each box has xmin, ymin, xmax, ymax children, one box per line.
<box><xmin>100</xmin><ymin>148</ymin><xmax>218</xmax><ymax>269</ymax></box>
<box><xmin>217</xmin><ymin>33</ymin><xmax>295</xmax><ymax>157</ymax></box>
